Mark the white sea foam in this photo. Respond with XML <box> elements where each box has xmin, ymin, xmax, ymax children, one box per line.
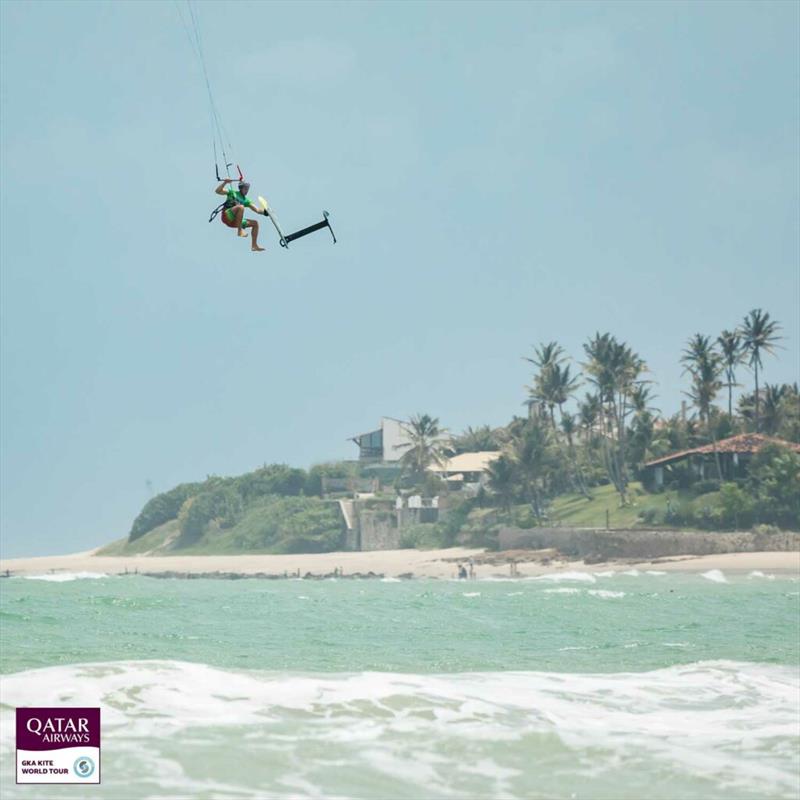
<box><xmin>380</xmin><ymin>577</ymin><xmax>402</xmax><ymax>583</ymax></box>
<box><xmin>0</xmin><ymin>659</ymin><xmax>797</xmax><ymax>800</ymax></box>
<box><xmin>462</xmin><ymin>592</ymin><xmax>481</xmax><ymax>597</ymax></box>
<box><xmin>587</xmin><ymin>589</ymin><xmax>626</xmax><ymax>599</ymax></box>
<box><xmin>529</xmin><ymin>571</ymin><xmax>596</xmax><ymax>584</ymax></box>
<box><xmin>593</xmin><ymin>570</ymin><xmax>616</xmax><ymax>577</ymax></box>
<box><xmin>541</xmin><ymin>587</ymin><xmax>582</xmax><ymax>595</ymax></box>
<box><xmin>701</xmin><ymin>569</ymin><xmax>728</xmax><ymax>584</ymax></box>
<box><xmin>22</xmin><ymin>571</ymin><xmax>110</xmax><ymax>582</ymax></box>
<box><xmin>621</xmin><ymin>569</ymin><xmax>641</xmax><ymax>577</ymax></box>
<box><xmin>646</xmin><ymin>570</ymin><xmax>667</xmax><ymax>576</ymax></box>
<box><xmin>749</xmin><ymin>571</ymin><xmax>776</xmax><ymax>580</ymax></box>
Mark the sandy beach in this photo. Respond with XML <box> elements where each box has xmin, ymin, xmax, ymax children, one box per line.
<box><xmin>1</xmin><ymin>548</ymin><xmax>798</xmax><ymax>580</ymax></box>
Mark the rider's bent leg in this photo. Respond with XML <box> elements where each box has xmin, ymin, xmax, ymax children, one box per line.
<box><xmin>249</xmin><ymin>219</ymin><xmax>264</xmax><ymax>252</ymax></box>
<box><xmin>233</xmin><ymin>205</ymin><xmax>245</xmax><ymax>230</ymax></box>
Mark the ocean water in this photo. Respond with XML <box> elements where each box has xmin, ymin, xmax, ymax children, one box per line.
<box><xmin>1</xmin><ymin>570</ymin><xmax>798</xmax><ymax>799</ymax></box>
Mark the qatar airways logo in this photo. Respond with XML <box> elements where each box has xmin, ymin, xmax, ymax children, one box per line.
<box><xmin>25</xmin><ymin>716</ymin><xmax>91</xmax><ymax>744</ymax></box>
<box><xmin>16</xmin><ymin>707</ymin><xmax>101</xmax><ymax>785</ymax></box>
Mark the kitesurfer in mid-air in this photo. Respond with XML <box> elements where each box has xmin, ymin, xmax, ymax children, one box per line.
<box><xmin>214</xmin><ymin>178</ymin><xmax>265</xmax><ymax>251</ymax></box>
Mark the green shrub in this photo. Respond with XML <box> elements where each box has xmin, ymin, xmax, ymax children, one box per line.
<box><xmin>718</xmin><ymin>482</ymin><xmax>755</xmax><ymax>530</ymax></box>
<box><xmin>226</xmin><ymin>497</ymin><xmax>343</xmax><ymax>553</ymax></box>
<box><xmin>235</xmin><ymin>465</ymin><xmax>306</xmax><ymax>501</ymax></box>
<box><xmin>399</xmin><ymin>523</ymin><xmax>448</xmax><ymax>549</ymax></box>
<box><xmin>693</xmin><ymin>504</ymin><xmax>719</xmax><ymax>530</ymax></box>
<box><xmin>178</xmin><ymin>486</ymin><xmax>243</xmax><ymax>544</ymax></box>
<box><xmin>304</xmin><ymin>462</ymin><xmax>355</xmax><ymax>496</ymax></box>
<box><xmin>437</xmin><ymin>498</ymin><xmax>473</xmax><ymax>544</ymax></box>
<box><xmin>752</xmin><ymin>523</ymin><xmax>782</xmax><ymax>536</ymax></box>
<box><xmin>129</xmin><ymin>482</ymin><xmax>201</xmax><ymax>541</ymax></box>
<box><xmin>691</xmin><ymin>479</ymin><xmax>721</xmax><ymax>497</ymax></box>
<box><xmin>664</xmin><ymin>463</ymin><xmax>697</xmax><ymax>490</ymax></box>
<box><xmin>637</xmin><ymin>507</ymin><xmax>659</xmax><ymax>525</ymax></box>
<box><xmin>748</xmin><ymin>445</ymin><xmax>800</xmax><ymax>529</ymax></box>
<box><xmin>664</xmin><ymin>498</ymin><xmax>694</xmax><ymax>527</ymax></box>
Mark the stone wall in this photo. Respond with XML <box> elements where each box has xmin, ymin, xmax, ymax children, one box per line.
<box><xmin>497</xmin><ymin>527</ymin><xmax>800</xmax><ymax>561</ymax></box>
<box><xmin>359</xmin><ymin>510</ymin><xmax>402</xmax><ymax>551</ymax></box>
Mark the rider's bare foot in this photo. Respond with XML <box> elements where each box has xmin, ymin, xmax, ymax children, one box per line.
<box><xmin>237</xmin><ymin>229</ymin><xmax>248</xmax><ymax>237</ymax></box>
<box><xmin>251</xmin><ymin>245</ymin><xmax>265</xmax><ymax>252</ymax></box>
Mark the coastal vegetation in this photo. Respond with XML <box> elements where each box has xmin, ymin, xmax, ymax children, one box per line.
<box><xmin>117</xmin><ymin>308</ymin><xmax>797</xmax><ymax>555</ymax></box>
<box><xmin>123</xmin><ymin>466</ymin><xmax>343</xmax><ymax>554</ymax></box>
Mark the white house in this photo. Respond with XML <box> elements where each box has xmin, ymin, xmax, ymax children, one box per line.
<box><xmin>429</xmin><ymin>451</ymin><xmax>500</xmax><ymax>486</ymax></box>
<box><xmin>349</xmin><ymin>417</ymin><xmax>412</xmax><ymax>463</ymax></box>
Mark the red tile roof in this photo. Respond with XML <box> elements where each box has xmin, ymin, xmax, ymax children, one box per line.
<box><xmin>644</xmin><ymin>433</ymin><xmax>800</xmax><ymax>468</ymax></box>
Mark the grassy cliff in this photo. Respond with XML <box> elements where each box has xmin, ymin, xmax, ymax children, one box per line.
<box><xmin>107</xmin><ymin>464</ymin><xmax>347</xmax><ymax>556</ymax></box>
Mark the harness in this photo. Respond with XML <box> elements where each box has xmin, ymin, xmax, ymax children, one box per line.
<box><xmin>208</xmin><ymin>194</ymin><xmax>239</xmax><ymax>223</ymax></box>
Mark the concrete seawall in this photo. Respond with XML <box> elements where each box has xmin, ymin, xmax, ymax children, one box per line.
<box><xmin>497</xmin><ymin>527</ymin><xmax>800</xmax><ymax>562</ymax></box>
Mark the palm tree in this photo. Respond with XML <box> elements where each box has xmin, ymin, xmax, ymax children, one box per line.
<box><xmin>396</xmin><ymin>414</ymin><xmax>449</xmax><ymax>483</ymax></box>
<box><xmin>760</xmin><ymin>384</ymin><xmax>787</xmax><ymax>435</ymax></box>
<box><xmin>549</xmin><ymin>363</ymin><xmax>581</xmax><ymax>422</ymax></box>
<box><xmin>628</xmin><ymin>385</ymin><xmax>660</xmax><ymax>468</ymax></box>
<box><xmin>560</xmin><ymin>412</ymin><xmax>591</xmax><ymax>497</ymax></box>
<box><xmin>506</xmin><ymin>420</ymin><xmax>553</xmax><ymax>519</ymax></box>
<box><xmin>578</xmin><ymin>393</ymin><xmax>602</xmax><ymax>440</ymax></box>
<box><xmin>681</xmin><ymin>335</ymin><xmax>723</xmax><ymax>423</ymax></box>
<box><xmin>525</xmin><ymin>343</ymin><xmax>584</xmax><ymax>494</ymax></box>
<box><xmin>524</xmin><ymin>342</ymin><xmax>567</xmax><ymax>425</ymax></box>
<box><xmin>582</xmin><ymin>333</ymin><xmax>647</xmax><ymax>504</ymax></box>
<box><xmin>717</xmin><ymin>329</ymin><xmax>743</xmax><ymax>417</ymax></box>
<box><xmin>740</xmin><ymin>309</ymin><xmax>782</xmax><ymax>432</ymax></box>
<box><xmin>486</xmin><ymin>454</ymin><xmax>518</xmax><ymax>513</ymax></box>
<box><xmin>681</xmin><ymin>334</ymin><xmax>724</xmax><ymax>477</ymax></box>
<box><xmin>779</xmin><ymin>383</ymin><xmax>800</xmax><ymax>442</ymax></box>
<box><xmin>450</xmin><ymin>425</ymin><xmax>500</xmax><ymax>454</ymax></box>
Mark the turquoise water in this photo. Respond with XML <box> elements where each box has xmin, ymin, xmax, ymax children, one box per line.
<box><xmin>1</xmin><ymin>570</ymin><xmax>798</xmax><ymax>799</ymax></box>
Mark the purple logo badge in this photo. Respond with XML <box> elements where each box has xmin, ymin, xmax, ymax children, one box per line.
<box><xmin>16</xmin><ymin>708</ymin><xmax>100</xmax><ymax>784</ymax></box>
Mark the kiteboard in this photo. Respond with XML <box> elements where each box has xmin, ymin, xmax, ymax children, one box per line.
<box><xmin>258</xmin><ymin>196</ymin><xmax>336</xmax><ymax>248</ymax></box>
<box><xmin>258</xmin><ymin>196</ymin><xmax>288</xmax><ymax>247</ymax></box>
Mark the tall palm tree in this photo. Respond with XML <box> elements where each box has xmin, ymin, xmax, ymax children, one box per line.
<box><xmin>578</xmin><ymin>393</ymin><xmax>602</xmax><ymax>440</ymax></box>
<box><xmin>760</xmin><ymin>384</ymin><xmax>787</xmax><ymax>436</ymax></box>
<box><xmin>525</xmin><ymin>344</ymin><xmax>584</xmax><ymax>494</ymax></box>
<box><xmin>524</xmin><ymin>341</ymin><xmax>567</xmax><ymax>425</ymax></box>
<box><xmin>549</xmin><ymin>363</ymin><xmax>581</xmax><ymax>422</ymax></box>
<box><xmin>450</xmin><ymin>425</ymin><xmax>500</xmax><ymax>454</ymax></box>
<box><xmin>397</xmin><ymin>414</ymin><xmax>449</xmax><ymax>482</ymax></box>
<box><xmin>525</xmin><ymin>341</ymin><xmax>566</xmax><ymax>373</ymax></box>
<box><xmin>582</xmin><ymin>333</ymin><xmax>647</xmax><ymax>504</ymax></box>
<box><xmin>717</xmin><ymin>329</ymin><xmax>743</xmax><ymax>417</ymax></box>
<box><xmin>628</xmin><ymin>385</ymin><xmax>660</xmax><ymax>467</ymax></box>
<box><xmin>506</xmin><ymin>420</ymin><xmax>553</xmax><ymax>519</ymax></box>
<box><xmin>560</xmin><ymin>412</ymin><xmax>591</xmax><ymax>497</ymax></box>
<box><xmin>681</xmin><ymin>334</ymin><xmax>724</xmax><ymax>477</ymax></box>
<box><xmin>681</xmin><ymin>335</ymin><xmax>724</xmax><ymax>422</ymax></box>
<box><xmin>486</xmin><ymin>454</ymin><xmax>518</xmax><ymax>513</ymax></box>
<box><xmin>740</xmin><ymin>309</ymin><xmax>782</xmax><ymax>432</ymax></box>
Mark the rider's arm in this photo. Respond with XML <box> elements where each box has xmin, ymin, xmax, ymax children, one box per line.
<box><xmin>215</xmin><ymin>179</ymin><xmax>234</xmax><ymax>196</ymax></box>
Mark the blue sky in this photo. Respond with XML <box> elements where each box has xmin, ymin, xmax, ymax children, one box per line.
<box><xmin>1</xmin><ymin>0</ymin><xmax>797</xmax><ymax>557</ymax></box>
